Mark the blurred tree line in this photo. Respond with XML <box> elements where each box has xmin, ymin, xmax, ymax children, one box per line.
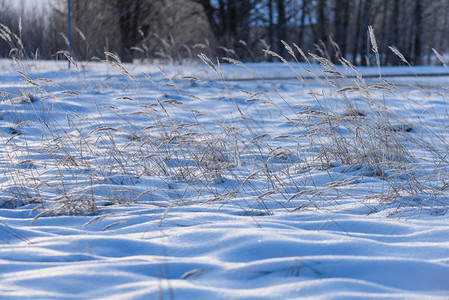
<box><xmin>0</xmin><ymin>0</ymin><xmax>448</xmax><ymax>65</ymax></box>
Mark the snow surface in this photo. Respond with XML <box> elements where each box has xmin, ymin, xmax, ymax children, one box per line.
<box><xmin>0</xmin><ymin>59</ymin><xmax>449</xmax><ymax>299</ymax></box>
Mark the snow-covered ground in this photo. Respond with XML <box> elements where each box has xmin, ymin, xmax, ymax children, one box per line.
<box><xmin>1</xmin><ymin>58</ymin><xmax>449</xmax><ymax>299</ymax></box>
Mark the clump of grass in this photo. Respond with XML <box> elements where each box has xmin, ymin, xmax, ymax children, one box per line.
<box><xmin>0</xmin><ymin>22</ymin><xmax>448</xmax><ymax>219</ymax></box>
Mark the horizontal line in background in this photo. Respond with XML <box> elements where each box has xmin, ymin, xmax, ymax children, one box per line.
<box><xmin>224</xmin><ymin>73</ymin><xmax>449</xmax><ymax>82</ymax></box>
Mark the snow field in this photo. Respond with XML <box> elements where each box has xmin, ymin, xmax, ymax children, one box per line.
<box><xmin>0</xmin><ymin>58</ymin><xmax>448</xmax><ymax>298</ymax></box>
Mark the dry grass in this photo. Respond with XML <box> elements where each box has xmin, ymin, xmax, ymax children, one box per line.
<box><xmin>0</xmin><ymin>23</ymin><xmax>448</xmax><ymax>219</ymax></box>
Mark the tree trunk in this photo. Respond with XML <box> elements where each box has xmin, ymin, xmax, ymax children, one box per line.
<box><xmin>379</xmin><ymin>0</ymin><xmax>389</xmax><ymax>65</ymax></box>
<box><xmin>386</xmin><ymin>0</ymin><xmax>400</xmax><ymax>65</ymax></box>
<box><xmin>333</xmin><ymin>0</ymin><xmax>343</xmax><ymax>62</ymax></box>
<box><xmin>352</xmin><ymin>0</ymin><xmax>363</xmax><ymax>64</ymax></box>
<box><xmin>268</xmin><ymin>0</ymin><xmax>274</xmax><ymax>47</ymax></box>
<box><xmin>333</xmin><ymin>0</ymin><xmax>349</xmax><ymax>62</ymax></box>
<box><xmin>360</xmin><ymin>0</ymin><xmax>372</xmax><ymax>65</ymax></box>
<box><xmin>276</xmin><ymin>0</ymin><xmax>287</xmax><ymax>57</ymax></box>
<box><xmin>315</xmin><ymin>0</ymin><xmax>327</xmax><ymax>44</ymax></box>
<box><xmin>117</xmin><ymin>0</ymin><xmax>141</xmax><ymax>62</ymax></box>
<box><xmin>298</xmin><ymin>0</ymin><xmax>309</xmax><ymax>51</ymax></box>
<box><xmin>341</xmin><ymin>0</ymin><xmax>350</xmax><ymax>59</ymax></box>
<box><xmin>412</xmin><ymin>0</ymin><xmax>423</xmax><ymax>65</ymax></box>
<box><xmin>198</xmin><ymin>0</ymin><xmax>219</xmax><ymax>37</ymax></box>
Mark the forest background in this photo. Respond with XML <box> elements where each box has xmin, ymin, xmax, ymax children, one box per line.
<box><xmin>0</xmin><ymin>0</ymin><xmax>446</xmax><ymax>66</ymax></box>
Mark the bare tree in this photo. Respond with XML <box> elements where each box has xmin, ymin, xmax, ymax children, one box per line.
<box><xmin>3</xmin><ymin>0</ymin><xmax>449</xmax><ymax>65</ymax></box>
<box><xmin>196</xmin><ymin>0</ymin><xmax>254</xmax><ymax>58</ymax></box>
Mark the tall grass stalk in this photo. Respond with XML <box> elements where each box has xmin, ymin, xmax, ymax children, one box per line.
<box><xmin>0</xmin><ymin>23</ymin><xmax>448</xmax><ymax>218</ymax></box>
